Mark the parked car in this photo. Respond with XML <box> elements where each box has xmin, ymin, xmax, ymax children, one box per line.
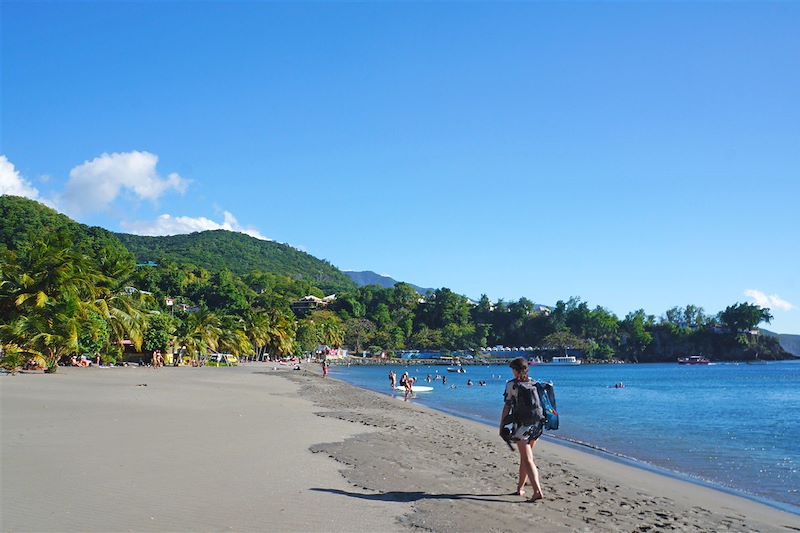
<box><xmin>206</xmin><ymin>353</ymin><xmax>238</xmax><ymax>367</ymax></box>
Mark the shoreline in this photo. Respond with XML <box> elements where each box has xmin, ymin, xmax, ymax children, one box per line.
<box><xmin>543</xmin><ymin>433</ymin><xmax>800</xmax><ymax>517</ymax></box>
<box><xmin>379</xmin><ymin>390</ymin><xmax>800</xmax><ymax>517</ymax></box>
<box><xmin>295</xmin><ymin>364</ymin><xmax>799</xmax><ymax>531</ymax></box>
<box><xmin>328</xmin><ymin>357</ymin><xmax>799</xmax><ymax>367</ymax></box>
<box><xmin>328</xmin><ymin>360</ymin><xmax>800</xmax><ymax>516</ymax></box>
<box><xmin>2</xmin><ymin>364</ymin><xmax>799</xmax><ymax>532</ymax></box>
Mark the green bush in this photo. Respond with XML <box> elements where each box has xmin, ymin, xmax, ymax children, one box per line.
<box><xmin>0</xmin><ymin>352</ymin><xmax>25</xmax><ymax>372</ymax></box>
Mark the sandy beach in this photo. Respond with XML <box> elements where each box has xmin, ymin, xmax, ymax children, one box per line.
<box><xmin>2</xmin><ymin>364</ymin><xmax>799</xmax><ymax>532</ymax></box>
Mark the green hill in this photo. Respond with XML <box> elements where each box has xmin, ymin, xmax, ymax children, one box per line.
<box><xmin>0</xmin><ymin>195</ymin><xmax>130</xmax><ymax>259</ymax></box>
<box><xmin>116</xmin><ymin>231</ymin><xmax>354</xmax><ymax>293</ymax></box>
<box><xmin>0</xmin><ymin>196</ymin><xmax>355</xmax><ymax>293</ymax></box>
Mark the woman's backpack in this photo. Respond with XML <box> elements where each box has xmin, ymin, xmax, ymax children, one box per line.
<box><xmin>509</xmin><ymin>380</ymin><xmax>559</xmax><ymax>431</ymax></box>
<box><xmin>511</xmin><ymin>381</ymin><xmax>544</xmax><ymax>426</ymax></box>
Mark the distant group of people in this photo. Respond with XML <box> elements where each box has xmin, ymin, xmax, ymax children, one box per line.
<box><xmin>390</xmin><ymin>370</ymin><xmax>503</xmax><ymax>391</ymax></box>
<box><xmin>388</xmin><ymin>370</ymin><xmax>507</xmax><ymax>391</ymax></box>
<box><xmin>70</xmin><ymin>355</ymin><xmax>92</xmax><ymax>367</ymax></box>
<box><xmin>388</xmin><ymin>370</ymin><xmax>417</xmax><ymax>399</ymax></box>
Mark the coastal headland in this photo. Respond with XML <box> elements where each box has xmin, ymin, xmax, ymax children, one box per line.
<box><xmin>2</xmin><ymin>364</ymin><xmax>798</xmax><ymax>532</ymax></box>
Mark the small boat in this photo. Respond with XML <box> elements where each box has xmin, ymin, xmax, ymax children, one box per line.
<box><xmin>447</xmin><ymin>367</ymin><xmax>466</xmax><ymax>373</ymax></box>
<box><xmin>548</xmin><ymin>356</ymin><xmax>581</xmax><ymax>366</ymax></box>
<box><xmin>677</xmin><ymin>355</ymin><xmax>710</xmax><ymax>365</ymax></box>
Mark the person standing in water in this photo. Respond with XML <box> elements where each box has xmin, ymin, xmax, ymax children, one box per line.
<box><xmin>499</xmin><ymin>357</ymin><xmax>544</xmax><ymax>501</ymax></box>
<box><xmin>389</xmin><ymin>370</ymin><xmax>396</xmax><ymax>389</ymax></box>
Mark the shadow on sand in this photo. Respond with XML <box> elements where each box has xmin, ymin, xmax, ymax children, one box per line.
<box><xmin>311</xmin><ymin>487</ymin><xmax>511</xmax><ymax>503</ymax></box>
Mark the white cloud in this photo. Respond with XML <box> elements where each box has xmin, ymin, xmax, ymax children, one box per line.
<box><xmin>121</xmin><ymin>211</ymin><xmax>269</xmax><ymax>241</ymax></box>
<box><xmin>60</xmin><ymin>151</ymin><xmax>188</xmax><ymax>214</ymax></box>
<box><xmin>0</xmin><ymin>155</ymin><xmax>40</xmax><ymax>199</ymax></box>
<box><xmin>744</xmin><ymin>289</ymin><xmax>795</xmax><ymax>312</ymax></box>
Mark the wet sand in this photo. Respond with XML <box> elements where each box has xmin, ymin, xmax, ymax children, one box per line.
<box><xmin>2</xmin><ymin>364</ymin><xmax>798</xmax><ymax>532</ymax></box>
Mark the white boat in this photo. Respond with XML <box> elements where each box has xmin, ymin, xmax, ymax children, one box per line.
<box><xmin>677</xmin><ymin>355</ymin><xmax>710</xmax><ymax>365</ymax></box>
<box><xmin>549</xmin><ymin>356</ymin><xmax>581</xmax><ymax>366</ymax></box>
<box><xmin>394</xmin><ymin>385</ymin><xmax>434</xmax><ymax>392</ymax></box>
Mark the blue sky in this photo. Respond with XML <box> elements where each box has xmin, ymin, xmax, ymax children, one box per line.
<box><xmin>2</xmin><ymin>1</ymin><xmax>799</xmax><ymax>333</ymax></box>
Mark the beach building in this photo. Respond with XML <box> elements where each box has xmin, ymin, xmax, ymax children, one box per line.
<box><xmin>317</xmin><ymin>346</ymin><xmax>348</xmax><ymax>359</ymax></box>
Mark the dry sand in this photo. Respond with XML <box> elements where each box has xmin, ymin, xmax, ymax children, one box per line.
<box><xmin>2</xmin><ymin>364</ymin><xmax>799</xmax><ymax>532</ymax></box>
<box><xmin>1</xmin><ymin>365</ymin><xmax>409</xmax><ymax>532</ymax></box>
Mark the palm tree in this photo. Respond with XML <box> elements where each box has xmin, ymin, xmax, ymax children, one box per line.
<box><xmin>93</xmin><ymin>289</ymin><xmax>151</xmax><ymax>353</ymax></box>
<box><xmin>263</xmin><ymin>309</ymin><xmax>297</xmax><ymax>358</ymax></box>
<box><xmin>178</xmin><ymin>307</ymin><xmax>222</xmax><ymax>360</ymax></box>
<box><xmin>217</xmin><ymin>315</ymin><xmax>251</xmax><ymax>356</ymax></box>
<box><xmin>92</xmin><ymin>246</ymin><xmax>152</xmax><ymax>353</ymax></box>
<box><xmin>0</xmin><ymin>233</ymin><xmax>100</xmax><ymax>369</ymax></box>
<box><xmin>242</xmin><ymin>311</ymin><xmax>271</xmax><ymax>361</ymax></box>
<box><xmin>1</xmin><ymin>295</ymin><xmax>83</xmax><ymax>367</ymax></box>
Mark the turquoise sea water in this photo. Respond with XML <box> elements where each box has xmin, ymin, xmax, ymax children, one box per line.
<box><xmin>330</xmin><ymin>360</ymin><xmax>800</xmax><ymax>513</ymax></box>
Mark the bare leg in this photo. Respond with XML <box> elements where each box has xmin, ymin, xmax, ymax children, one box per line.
<box><xmin>516</xmin><ymin>456</ymin><xmax>528</xmax><ymax>496</ymax></box>
<box><xmin>517</xmin><ymin>440</ymin><xmax>543</xmax><ymax>501</ymax></box>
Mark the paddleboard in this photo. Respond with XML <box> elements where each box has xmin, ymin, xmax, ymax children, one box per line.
<box><xmin>394</xmin><ymin>385</ymin><xmax>434</xmax><ymax>392</ymax></box>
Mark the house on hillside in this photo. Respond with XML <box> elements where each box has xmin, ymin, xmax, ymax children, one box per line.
<box><xmin>290</xmin><ymin>294</ymin><xmax>337</xmax><ymax>316</ymax></box>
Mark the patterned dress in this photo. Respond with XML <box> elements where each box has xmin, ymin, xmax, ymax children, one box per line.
<box><xmin>503</xmin><ymin>379</ymin><xmax>544</xmax><ymax>443</ymax></box>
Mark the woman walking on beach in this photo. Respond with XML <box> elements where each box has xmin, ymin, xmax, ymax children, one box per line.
<box><xmin>321</xmin><ymin>358</ymin><xmax>329</xmax><ymax>378</ymax></box>
<box><xmin>499</xmin><ymin>357</ymin><xmax>544</xmax><ymax>501</ymax></box>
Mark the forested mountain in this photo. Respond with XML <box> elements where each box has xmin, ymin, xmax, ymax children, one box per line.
<box><xmin>760</xmin><ymin>329</ymin><xmax>800</xmax><ymax>356</ymax></box>
<box><xmin>116</xmin><ymin>231</ymin><xmax>354</xmax><ymax>294</ymax></box>
<box><xmin>0</xmin><ymin>195</ymin><xmax>130</xmax><ymax>259</ymax></box>
<box><xmin>344</xmin><ymin>270</ymin><xmax>433</xmax><ymax>295</ymax></box>
<box><xmin>0</xmin><ymin>196</ymin><xmax>354</xmax><ymax>294</ymax></box>
<box><xmin>0</xmin><ymin>196</ymin><xmax>793</xmax><ymax>367</ymax></box>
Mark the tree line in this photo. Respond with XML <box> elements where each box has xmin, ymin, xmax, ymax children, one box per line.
<box><xmin>0</xmin><ymin>229</ymin><xmax>787</xmax><ymax>372</ymax></box>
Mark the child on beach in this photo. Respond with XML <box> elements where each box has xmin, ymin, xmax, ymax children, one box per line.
<box><xmin>389</xmin><ymin>370</ymin><xmax>396</xmax><ymax>389</ymax></box>
<box><xmin>499</xmin><ymin>357</ymin><xmax>544</xmax><ymax>501</ymax></box>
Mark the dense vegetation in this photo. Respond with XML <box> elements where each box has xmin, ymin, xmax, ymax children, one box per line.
<box><xmin>0</xmin><ymin>229</ymin><xmax>305</xmax><ymax>371</ymax></box>
<box><xmin>327</xmin><ymin>286</ymin><xmax>789</xmax><ymax>362</ymax></box>
<box><xmin>0</xmin><ymin>196</ymin><xmax>791</xmax><ymax>370</ymax></box>
<box><xmin>0</xmin><ymin>195</ymin><xmax>130</xmax><ymax>259</ymax></box>
<box><xmin>116</xmin><ymin>231</ymin><xmax>354</xmax><ymax>294</ymax></box>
